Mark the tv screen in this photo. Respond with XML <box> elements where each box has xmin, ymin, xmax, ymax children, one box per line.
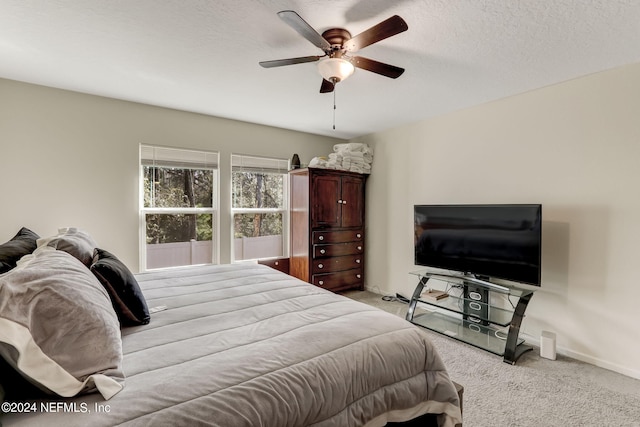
<box><xmin>414</xmin><ymin>204</ymin><xmax>542</xmax><ymax>285</ymax></box>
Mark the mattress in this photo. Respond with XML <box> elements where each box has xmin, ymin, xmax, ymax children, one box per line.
<box><xmin>2</xmin><ymin>263</ymin><xmax>461</xmax><ymax>427</ymax></box>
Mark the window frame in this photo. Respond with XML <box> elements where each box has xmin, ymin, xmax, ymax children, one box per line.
<box><xmin>230</xmin><ymin>154</ymin><xmax>290</xmax><ymax>263</ymax></box>
<box><xmin>139</xmin><ymin>144</ymin><xmax>220</xmax><ymax>271</ymax></box>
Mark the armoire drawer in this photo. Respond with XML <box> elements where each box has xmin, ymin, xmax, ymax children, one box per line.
<box><xmin>312</xmin><ymin>255</ymin><xmax>362</xmax><ymax>274</ymax></box>
<box><xmin>313</xmin><ymin>242</ymin><xmax>363</xmax><ymax>258</ymax></box>
<box><xmin>312</xmin><ymin>268</ymin><xmax>363</xmax><ymax>291</ymax></box>
<box><xmin>257</xmin><ymin>257</ymin><xmax>290</xmax><ymax>274</ymax></box>
<box><xmin>312</xmin><ymin>230</ymin><xmax>363</xmax><ymax>244</ymax></box>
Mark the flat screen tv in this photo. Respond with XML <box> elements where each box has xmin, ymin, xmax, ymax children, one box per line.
<box><xmin>414</xmin><ymin>204</ymin><xmax>542</xmax><ymax>286</ymax></box>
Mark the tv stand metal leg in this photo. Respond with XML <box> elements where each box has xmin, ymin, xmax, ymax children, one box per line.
<box><xmin>503</xmin><ymin>292</ymin><xmax>534</xmax><ymax>364</ymax></box>
<box><xmin>406</xmin><ymin>276</ymin><xmax>429</xmax><ymax>322</ymax></box>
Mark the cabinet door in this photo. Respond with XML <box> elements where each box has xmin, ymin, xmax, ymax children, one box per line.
<box><xmin>311</xmin><ymin>174</ymin><xmax>341</xmax><ymax>228</ymax></box>
<box><xmin>340</xmin><ymin>176</ymin><xmax>364</xmax><ymax>228</ymax></box>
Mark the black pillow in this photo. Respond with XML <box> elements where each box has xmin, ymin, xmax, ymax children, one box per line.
<box><xmin>90</xmin><ymin>248</ymin><xmax>150</xmax><ymax>326</ymax></box>
<box><xmin>0</xmin><ymin>227</ymin><xmax>39</xmax><ymax>274</ymax></box>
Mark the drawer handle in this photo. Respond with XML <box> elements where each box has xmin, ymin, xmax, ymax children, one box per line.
<box><xmin>318</xmin><ymin>263</ymin><xmax>324</xmax><ymax>269</ymax></box>
<box><xmin>356</xmin><ymin>259</ymin><xmax>361</xmax><ymax>263</ymax></box>
<box><xmin>274</xmin><ymin>261</ymin><xmax>279</xmax><ymax>266</ymax></box>
<box><xmin>320</xmin><ymin>249</ymin><xmax>326</xmax><ymax>254</ymax></box>
<box><xmin>356</xmin><ymin>233</ymin><xmax>361</xmax><ymax>238</ymax></box>
<box><xmin>357</xmin><ymin>246</ymin><xmax>362</xmax><ymax>251</ymax></box>
<box><xmin>319</xmin><ymin>236</ymin><xmax>324</xmax><ymax>241</ymax></box>
<box><xmin>319</xmin><ymin>280</ymin><xmax>324</xmax><ymax>285</ymax></box>
<box><xmin>337</xmin><ymin>199</ymin><xmax>342</xmax><ymax>204</ymax></box>
<box><xmin>356</xmin><ymin>274</ymin><xmax>361</xmax><ymax>279</ymax></box>
<box><xmin>342</xmin><ymin>200</ymin><xmax>347</xmax><ymax>205</ymax></box>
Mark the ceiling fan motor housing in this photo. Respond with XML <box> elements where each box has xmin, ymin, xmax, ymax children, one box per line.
<box><xmin>321</xmin><ymin>28</ymin><xmax>352</xmax><ymax>56</ymax></box>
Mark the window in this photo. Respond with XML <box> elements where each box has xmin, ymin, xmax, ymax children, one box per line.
<box><xmin>231</xmin><ymin>154</ymin><xmax>289</xmax><ymax>261</ymax></box>
<box><xmin>140</xmin><ymin>145</ymin><xmax>218</xmax><ymax>270</ymax></box>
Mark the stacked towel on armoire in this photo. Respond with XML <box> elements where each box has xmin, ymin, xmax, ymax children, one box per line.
<box><xmin>308</xmin><ymin>143</ymin><xmax>373</xmax><ymax>174</ymax></box>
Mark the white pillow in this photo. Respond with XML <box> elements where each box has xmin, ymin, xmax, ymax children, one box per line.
<box><xmin>37</xmin><ymin>227</ymin><xmax>97</xmax><ymax>267</ymax></box>
<box><xmin>0</xmin><ymin>247</ymin><xmax>124</xmax><ymax>400</ymax></box>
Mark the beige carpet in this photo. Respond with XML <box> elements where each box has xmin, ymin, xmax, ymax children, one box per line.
<box><xmin>343</xmin><ymin>290</ymin><xmax>640</xmax><ymax>427</ymax></box>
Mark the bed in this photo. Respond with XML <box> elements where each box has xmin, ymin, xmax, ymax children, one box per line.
<box><xmin>0</xmin><ymin>228</ymin><xmax>462</xmax><ymax>427</ymax></box>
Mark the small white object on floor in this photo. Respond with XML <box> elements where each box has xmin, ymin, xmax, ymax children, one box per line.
<box><xmin>540</xmin><ymin>330</ymin><xmax>557</xmax><ymax>360</ymax></box>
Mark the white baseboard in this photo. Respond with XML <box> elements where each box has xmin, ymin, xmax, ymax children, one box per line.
<box><xmin>521</xmin><ymin>333</ymin><xmax>640</xmax><ymax>380</ymax></box>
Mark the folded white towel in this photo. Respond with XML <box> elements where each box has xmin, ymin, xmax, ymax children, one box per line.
<box><xmin>322</xmin><ymin>143</ymin><xmax>372</xmax><ymax>174</ymax></box>
<box><xmin>328</xmin><ymin>153</ymin><xmax>343</xmax><ymax>163</ymax></box>
<box><xmin>334</xmin><ymin>142</ymin><xmax>368</xmax><ymax>153</ymax></box>
<box><xmin>309</xmin><ymin>157</ymin><xmax>328</xmax><ymax>168</ymax></box>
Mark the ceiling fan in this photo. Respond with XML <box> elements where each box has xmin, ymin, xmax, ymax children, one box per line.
<box><xmin>259</xmin><ymin>10</ymin><xmax>408</xmax><ymax>93</ymax></box>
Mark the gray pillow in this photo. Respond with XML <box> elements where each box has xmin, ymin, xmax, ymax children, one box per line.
<box><xmin>37</xmin><ymin>227</ymin><xmax>97</xmax><ymax>267</ymax></box>
<box><xmin>0</xmin><ymin>247</ymin><xmax>124</xmax><ymax>400</ymax></box>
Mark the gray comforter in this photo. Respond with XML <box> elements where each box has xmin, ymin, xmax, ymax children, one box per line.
<box><xmin>3</xmin><ymin>263</ymin><xmax>461</xmax><ymax>427</ymax></box>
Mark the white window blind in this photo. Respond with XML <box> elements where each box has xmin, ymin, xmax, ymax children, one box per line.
<box><xmin>231</xmin><ymin>154</ymin><xmax>289</xmax><ymax>174</ymax></box>
<box><xmin>141</xmin><ymin>145</ymin><xmax>219</xmax><ymax>170</ymax></box>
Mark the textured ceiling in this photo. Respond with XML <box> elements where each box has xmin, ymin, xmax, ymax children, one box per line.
<box><xmin>2</xmin><ymin>1</ymin><xmax>640</xmax><ymax>139</ymax></box>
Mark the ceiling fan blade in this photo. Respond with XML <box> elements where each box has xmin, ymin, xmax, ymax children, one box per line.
<box><xmin>344</xmin><ymin>15</ymin><xmax>408</xmax><ymax>52</ymax></box>
<box><xmin>320</xmin><ymin>79</ymin><xmax>335</xmax><ymax>93</ymax></box>
<box><xmin>259</xmin><ymin>55</ymin><xmax>323</xmax><ymax>68</ymax></box>
<box><xmin>351</xmin><ymin>56</ymin><xmax>405</xmax><ymax>78</ymax></box>
<box><xmin>277</xmin><ymin>10</ymin><xmax>332</xmax><ymax>51</ymax></box>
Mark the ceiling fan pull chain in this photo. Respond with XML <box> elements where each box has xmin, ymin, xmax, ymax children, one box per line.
<box><xmin>333</xmin><ymin>86</ymin><xmax>337</xmax><ymax>130</ymax></box>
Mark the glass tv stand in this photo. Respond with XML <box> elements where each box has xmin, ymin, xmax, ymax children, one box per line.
<box><xmin>406</xmin><ymin>270</ymin><xmax>535</xmax><ymax>365</ymax></box>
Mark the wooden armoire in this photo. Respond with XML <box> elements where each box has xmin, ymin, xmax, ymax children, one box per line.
<box><xmin>289</xmin><ymin>168</ymin><xmax>367</xmax><ymax>292</ymax></box>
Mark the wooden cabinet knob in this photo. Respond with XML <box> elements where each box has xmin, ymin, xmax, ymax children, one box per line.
<box><xmin>356</xmin><ymin>259</ymin><xmax>361</xmax><ymax>263</ymax></box>
<box><xmin>357</xmin><ymin>246</ymin><xmax>362</xmax><ymax>251</ymax></box>
<box><xmin>337</xmin><ymin>200</ymin><xmax>342</xmax><ymax>204</ymax></box>
<box><xmin>356</xmin><ymin>274</ymin><xmax>361</xmax><ymax>279</ymax></box>
<box><xmin>356</xmin><ymin>233</ymin><xmax>361</xmax><ymax>238</ymax></box>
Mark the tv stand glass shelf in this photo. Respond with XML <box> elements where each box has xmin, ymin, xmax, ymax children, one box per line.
<box><xmin>406</xmin><ymin>270</ymin><xmax>535</xmax><ymax>365</ymax></box>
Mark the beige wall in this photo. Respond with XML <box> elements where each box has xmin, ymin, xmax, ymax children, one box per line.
<box><xmin>0</xmin><ymin>78</ymin><xmax>342</xmax><ymax>272</ymax></box>
<box><xmin>355</xmin><ymin>62</ymin><xmax>640</xmax><ymax>379</ymax></box>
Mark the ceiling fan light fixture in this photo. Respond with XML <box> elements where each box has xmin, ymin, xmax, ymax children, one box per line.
<box><xmin>317</xmin><ymin>58</ymin><xmax>355</xmax><ymax>83</ymax></box>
